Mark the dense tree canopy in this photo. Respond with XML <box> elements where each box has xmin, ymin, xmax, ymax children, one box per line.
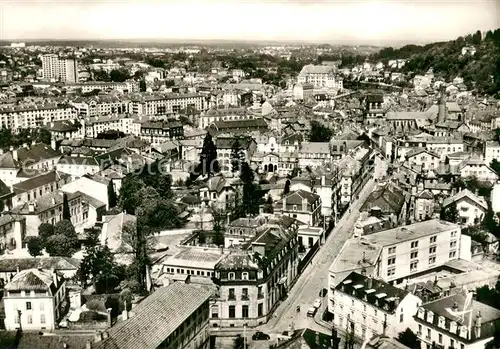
<box><xmin>309</xmin><ymin>120</ymin><xmax>334</xmax><ymax>142</ymax></box>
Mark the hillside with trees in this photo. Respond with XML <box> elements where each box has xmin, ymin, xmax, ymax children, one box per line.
<box><xmin>372</xmin><ymin>29</ymin><xmax>500</xmax><ymax>95</ymax></box>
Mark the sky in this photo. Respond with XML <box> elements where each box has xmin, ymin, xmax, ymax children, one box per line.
<box><xmin>0</xmin><ymin>0</ymin><xmax>499</xmax><ymax>45</ymax></box>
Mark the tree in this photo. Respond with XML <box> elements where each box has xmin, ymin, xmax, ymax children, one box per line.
<box><xmin>107</xmin><ymin>181</ymin><xmax>117</xmax><ymax>209</ymax></box>
<box><xmin>233</xmin><ymin>335</ymin><xmax>245</xmax><ymax>349</ymax></box>
<box><xmin>491</xmin><ymin>159</ymin><xmax>500</xmax><ymax>176</ymax></box>
<box><xmin>264</xmin><ymin>196</ymin><xmax>274</xmax><ymax>213</ymax></box>
<box><xmin>38</xmin><ymin>223</ymin><xmax>54</xmax><ymax>243</ymax></box>
<box><xmin>139</xmin><ymin>80</ymin><xmax>146</xmax><ymax>92</ymax></box>
<box><xmin>440</xmin><ymin>202</ymin><xmax>459</xmax><ymax>223</ymax></box>
<box><xmin>27</xmin><ymin>237</ymin><xmax>43</xmax><ymax>257</ymax></box>
<box><xmin>109</xmin><ymin>69</ymin><xmax>130</xmax><ymax>82</ymax></box>
<box><xmin>240</xmin><ymin>162</ymin><xmax>264</xmax><ymax>216</ymax></box>
<box><xmin>197</xmin><ymin>133</ymin><xmax>219</xmax><ymax>177</ymax></box>
<box><xmin>284</xmin><ymin>180</ymin><xmax>291</xmax><ymax>195</ymax></box>
<box><xmin>122</xmin><ymin>221</ymin><xmax>152</xmax><ymax>291</ymax></box>
<box><xmin>212</xmin><ymin>207</ymin><xmax>227</xmax><ymax>246</ymax></box>
<box><xmin>309</xmin><ymin>120</ymin><xmax>333</xmax><ymax>142</ymax></box>
<box><xmin>119</xmin><ymin>177</ymin><xmax>145</xmax><ymax>214</ymax></box>
<box><xmin>77</xmin><ymin>243</ymin><xmax>124</xmax><ymax>294</ymax></box>
<box><xmin>44</xmin><ymin>220</ymin><xmax>79</xmax><ymax>257</ymax></box>
<box><xmin>397</xmin><ymin>328</ymin><xmax>420</xmax><ymax>349</ymax></box>
<box><xmin>62</xmin><ymin>193</ymin><xmax>71</xmax><ymax>221</ymax></box>
<box><xmin>230</xmin><ymin>138</ymin><xmax>245</xmax><ymax>172</ymax></box>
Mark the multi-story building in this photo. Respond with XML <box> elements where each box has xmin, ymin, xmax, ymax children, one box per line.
<box><xmin>199</xmin><ymin>107</ymin><xmax>252</xmax><ymax>129</ymax></box>
<box><xmin>484</xmin><ymin>141</ymin><xmax>500</xmax><ymax>165</ymax></box>
<box><xmin>70</xmin><ymin>96</ymin><xmax>130</xmax><ymax>117</ymax></box>
<box><xmin>139</xmin><ymin>120</ymin><xmax>184</xmax><ymax>145</ymax></box>
<box><xmin>0</xmin><ymin>104</ymin><xmax>77</xmax><ymax>130</ymax></box>
<box><xmin>70</xmin><ymin>81</ymin><xmax>138</xmax><ymax>94</ymax></box>
<box><xmin>298</xmin><ymin>64</ymin><xmax>342</xmax><ymax>89</ymax></box>
<box><xmin>330</xmin><ymin>272</ymin><xmax>421</xmax><ymax>340</ymax></box>
<box><xmin>83</xmin><ymin>114</ymin><xmax>144</xmax><ymax>138</ymax></box>
<box><xmin>215</xmin><ymin>136</ymin><xmax>257</xmax><ymax>172</ymax></box>
<box><xmin>275</xmin><ymin>189</ymin><xmax>322</xmax><ymax>227</ymax></box>
<box><xmin>11</xmin><ymin>171</ymin><xmax>71</xmax><ymax>208</ymax></box>
<box><xmin>328</xmin><ymin>220</ymin><xmax>471</xmax><ymax>289</ymax></box>
<box><xmin>364</xmin><ymin>94</ymin><xmax>386</xmax><ymax>124</ymax></box>
<box><xmin>93</xmin><ymin>282</ymin><xmax>212</xmax><ymax>349</ymax></box>
<box><xmin>208</xmin><ymin>118</ymin><xmax>268</xmax><ymax>136</ymax></box>
<box><xmin>415</xmin><ymin>293</ymin><xmax>500</xmax><ymax>349</ymax></box>
<box><xmin>212</xmin><ymin>215</ymin><xmax>300</xmax><ymax>328</ymax></box>
<box><xmin>3</xmin><ymin>268</ymin><xmax>66</xmax><ymax>331</ymax></box>
<box><xmin>41</xmin><ymin>54</ymin><xmax>78</xmax><ymax>83</ymax></box>
<box><xmin>130</xmin><ymin>94</ymin><xmax>206</xmax><ymax>116</ymax></box>
<box><xmin>0</xmin><ymin>214</ymin><xmax>26</xmax><ymax>253</ymax></box>
<box><xmin>458</xmin><ymin>158</ymin><xmax>498</xmax><ymax>182</ymax></box>
<box><xmin>0</xmin><ymin>143</ymin><xmax>62</xmax><ymax>187</ymax></box>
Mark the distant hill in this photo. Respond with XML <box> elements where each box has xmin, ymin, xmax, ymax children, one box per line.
<box><xmin>371</xmin><ymin>29</ymin><xmax>500</xmax><ymax>96</ymax></box>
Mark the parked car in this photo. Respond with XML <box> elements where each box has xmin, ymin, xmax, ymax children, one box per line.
<box><xmin>307</xmin><ymin>307</ymin><xmax>316</xmax><ymax>317</ymax></box>
<box><xmin>313</xmin><ymin>298</ymin><xmax>322</xmax><ymax>309</ymax></box>
<box><xmin>252</xmin><ymin>331</ymin><xmax>270</xmax><ymax>340</ymax></box>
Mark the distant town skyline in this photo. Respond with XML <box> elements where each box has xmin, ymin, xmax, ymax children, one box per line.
<box><xmin>1</xmin><ymin>0</ymin><xmax>499</xmax><ymax>45</ymax></box>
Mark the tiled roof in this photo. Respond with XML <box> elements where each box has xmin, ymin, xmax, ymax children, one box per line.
<box><xmin>283</xmin><ymin>189</ymin><xmax>320</xmax><ymax>206</ymax></box>
<box><xmin>442</xmin><ymin>189</ymin><xmax>488</xmax><ymax>210</ymax></box>
<box><xmin>13</xmin><ymin>170</ymin><xmax>70</xmax><ymax>193</ymax></box>
<box><xmin>94</xmin><ymin>283</ymin><xmax>211</xmax><ymax>349</ymax></box>
<box><xmin>0</xmin><ymin>143</ymin><xmax>60</xmax><ymax>169</ymax></box>
<box><xmin>0</xmin><ymin>178</ymin><xmax>11</xmax><ymax>198</ymax></box>
<box><xmin>5</xmin><ymin>268</ymin><xmax>62</xmax><ymax>293</ymax></box>
<box><xmin>0</xmin><ymin>257</ymin><xmax>79</xmax><ymax>272</ymax></box>
<box><xmin>360</xmin><ymin>183</ymin><xmax>406</xmax><ymax>216</ymax></box>
<box><xmin>386</xmin><ymin>111</ymin><xmax>431</xmax><ymax>120</ymax></box>
<box><xmin>336</xmin><ymin>272</ymin><xmax>409</xmax><ymax>314</ymax></box>
<box><xmin>416</xmin><ymin>293</ymin><xmax>500</xmax><ymax>343</ymax></box>
<box><xmin>17</xmin><ymin>333</ymin><xmax>95</xmax><ymax>349</ymax></box>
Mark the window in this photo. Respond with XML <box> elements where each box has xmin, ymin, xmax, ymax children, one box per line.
<box><xmin>430</xmin><ymin>236</ymin><xmax>437</xmax><ymax>243</ymax></box>
<box><xmin>242</xmin><ymin>272</ymin><xmax>249</xmax><ymax>280</ymax></box>
<box><xmin>460</xmin><ymin>344</ymin><xmax>464</xmax><ymax>349</ymax></box>
<box><xmin>242</xmin><ymin>288</ymin><xmax>249</xmax><ymax>300</ymax></box>
<box><xmin>400</xmin><ymin>313</ymin><xmax>404</xmax><ymax>323</ymax></box>
<box><xmin>40</xmin><ymin>314</ymin><xmax>46</xmax><ymax>324</ymax></box>
<box><xmin>229</xmin><ymin>272</ymin><xmax>235</xmax><ymax>280</ymax></box>
<box><xmin>388</xmin><ymin>246</ymin><xmax>396</xmax><ymax>254</ymax></box>
<box><xmin>418</xmin><ymin>324</ymin><xmax>422</xmax><ymax>334</ymax></box>
<box><xmin>429</xmin><ymin>256</ymin><xmax>436</xmax><ymax>264</ymax></box>
<box><xmin>410</xmin><ymin>261</ymin><xmax>418</xmax><ymax>272</ymax></box>
<box><xmin>449</xmin><ymin>251</ymin><xmax>457</xmax><ymax>258</ymax></box>
<box><xmin>387</xmin><ymin>257</ymin><xmax>396</xmax><ymax>266</ymax></box>
<box><xmin>410</xmin><ymin>251</ymin><xmax>418</xmax><ymax>259</ymax></box>
<box><xmin>450</xmin><ymin>241</ymin><xmax>457</xmax><ymax>248</ymax></box>
<box><xmin>229</xmin><ymin>305</ymin><xmax>236</xmax><ymax>318</ymax></box>
<box><xmin>410</xmin><ymin>241</ymin><xmax>419</xmax><ymax>249</ymax></box>
<box><xmin>26</xmin><ymin>302</ymin><xmax>31</xmax><ymax>310</ymax></box>
<box><xmin>27</xmin><ymin>315</ymin><xmax>32</xmax><ymax>324</ymax></box>
<box><xmin>363</xmin><ymin>304</ymin><xmax>366</xmax><ymax>312</ymax></box>
<box><xmin>387</xmin><ymin>268</ymin><xmax>395</xmax><ymax>277</ymax></box>
<box><xmin>258</xmin><ymin>303</ymin><xmax>263</xmax><ymax>317</ymax></box>
<box><xmin>438</xmin><ymin>334</ymin><xmax>442</xmax><ymax>344</ymax></box>
<box><xmin>229</xmin><ymin>288</ymin><xmax>235</xmax><ymax>300</ymax></box>
<box><xmin>429</xmin><ymin>246</ymin><xmax>436</xmax><ymax>254</ymax></box>
<box><xmin>450</xmin><ymin>339</ymin><xmax>454</xmax><ymax>348</ymax></box>
<box><xmin>258</xmin><ymin>286</ymin><xmax>263</xmax><ymax>298</ymax></box>
<box><xmin>242</xmin><ymin>305</ymin><xmax>249</xmax><ymax>318</ymax></box>
<box><xmin>427</xmin><ymin>328</ymin><xmax>431</xmax><ymax>339</ymax></box>
<box><xmin>451</xmin><ymin>231</ymin><xmax>457</xmax><ymax>238</ymax></box>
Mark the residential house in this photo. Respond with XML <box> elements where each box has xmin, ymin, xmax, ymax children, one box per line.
<box><xmin>275</xmin><ymin>190</ymin><xmax>322</xmax><ymax>226</ymax></box>
<box><xmin>442</xmin><ymin>189</ymin><xmax>488</xmax><ymax>226</ymax></box>
<box><xmin>415</xmin><ymin>293</ymin><xmax>500</xmax><ymax>349</ymax></box>
<box><xmin>360</xmin><ymin>183</ymin><xmax>408</xmax><ymax>225</ymax></box>
<box><xmin>3</xmin><ymin>268</ymin><xmax>66</xmax><ymax>331</ymax></box>
<box><xmin>213</xmin><ymin>216</ymin><xmax>300</xmax><ymax>327</ymax></box>
<box><xmin>11</xmin><ymin>171</ymin><xmax>71</xmax><ymax>208</ymax></box>
<box><xmin>331</xmin><ymin>272</ymin><xmax>421</xmax><ymax>340</ymax></box>
<box><xmin>405</xmin><ymin>149</ymin><xmax>440</xmax><ymax>171</ymax></box>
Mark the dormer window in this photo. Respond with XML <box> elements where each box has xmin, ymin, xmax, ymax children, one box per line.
<box><xmin>242</xmin><ymin>272</ymin><xmax>248</xmax><ymax>280</ymax></box>
<box><xmin>229</xmin><ymin>272</ymin><xmax>235</xmax><ymax>280</ymax></box>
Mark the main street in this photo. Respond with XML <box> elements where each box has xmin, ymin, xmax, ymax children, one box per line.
<box><xmin>262</xmin><ymin>155</ymin><xmax>388</xmax><ymax>335</ymax></box>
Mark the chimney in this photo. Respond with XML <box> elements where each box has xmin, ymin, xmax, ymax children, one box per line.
<box><xmin>438</xmin><ymin>86</ymin><xmax>447</xmax><ymax>123</ymax></box>
<box><xmin>122</xmin><ymin>309</ymin><xmax>128</xmax><ymax>321</ymax></box>
<box><xmin>12</xmin><ymin>149</ymin><xmax>18</xmax><ymax>162</ymax></box>
<box><xmin>86</xmin><ymin>340</ymin><xmax>92</xmax><ymax>349</ymax></box>
<box><xmin>321</xmin><ymin>175</ymin><xmax>325</xmax><ymax>186</ymax></box>
<box><xmin>51</xmin><ymin>138</ymin><xmax>57</xmax><ymax>151</ymax></box>
<box><xmin>94</xmin><ymin>332</ymin><xmax>102</xmax><ymax>342</ymax></box>
<box><xmin>367</xmin><ymin>275</ymin><xmax>373</xmax><ymax>289</ymax></box>
<box><xmin>106</xmin><ymin>308</ymin><xmax>112</xmax><ymax>328</ymax></box>
<box><xmin>102</xmin><ymin>331</ymin><xmax>109</xmax><ymax>339</ymax></box>
<box><xmin>452</xmin><ymin>302</ymin><xmax>459</xmax><ymax>312</ymax></box>
<box><xmin>62</xmin><ymin>343</ymin><xmax>67</xmax><ymax>349</ymax></box>
<box><xmin>315</xmin><ymin>332</ymin><xmax>320</xmax><ymax>346</ymax></box>
<box><xmin>51</xmin><ymin>270</ymin><xmax>58</xmax><ymax>288</ymax></box>
<box><xmin>474</xmin><ymin>311</ymin><xmax>482</xmax><ymax>338</ymax></box>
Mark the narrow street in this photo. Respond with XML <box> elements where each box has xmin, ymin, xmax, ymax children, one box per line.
<box><xmin>260</xmin><ymin>156</ymin><xmax>388</xmax><ymax>335</ymax></box>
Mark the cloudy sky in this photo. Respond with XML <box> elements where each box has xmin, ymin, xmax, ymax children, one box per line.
<box><xmin>1</xmin><ymin>0</ymin><xmax>499</xmax><ymax>44</ymax></box>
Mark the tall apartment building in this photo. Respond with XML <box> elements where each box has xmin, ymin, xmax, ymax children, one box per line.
<box><xmin>41</xmin><ymin>54</ymin><xmax>78</xmax><ymax>83</ymax></box>
<box><xmin>0</xmin><ymin>104</ymin><xmax>77</xmax><ymax>130</ymax></box>
<box><xmin>298</xmin><ymin>64</ymin><xmax>343</xmax><ymax>89</ymax></box>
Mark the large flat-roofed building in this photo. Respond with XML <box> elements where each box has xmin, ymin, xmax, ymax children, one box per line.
<box><xmin>159</xmin><ymin>247</ymin><xmax>226</xmax><ymax>278</ymax></box>
<box><xmin>93</xmin><ymin>282</ymin><xmax>212</xmax><ymax>349</ymax></box>
<box><xmin>42</xmin><ymin>54</ymin><xmax>78</xmax><ymax>83</ymax></box>
<box><xmin>329</xmin><ymin>220</ymin><xmax>471</xmax><ymax>294</ymax></box>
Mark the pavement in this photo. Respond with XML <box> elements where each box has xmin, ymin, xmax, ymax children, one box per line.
<box><xmin>214</xmin><ymin>157</ymin><xmax>389</xmax><ymax>349</ymax></box>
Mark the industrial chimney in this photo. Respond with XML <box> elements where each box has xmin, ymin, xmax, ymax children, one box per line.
<box><xmin>438</xmin><ymin>86</ymin><xmax>447</xmax><ymax>123</ymax></box>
